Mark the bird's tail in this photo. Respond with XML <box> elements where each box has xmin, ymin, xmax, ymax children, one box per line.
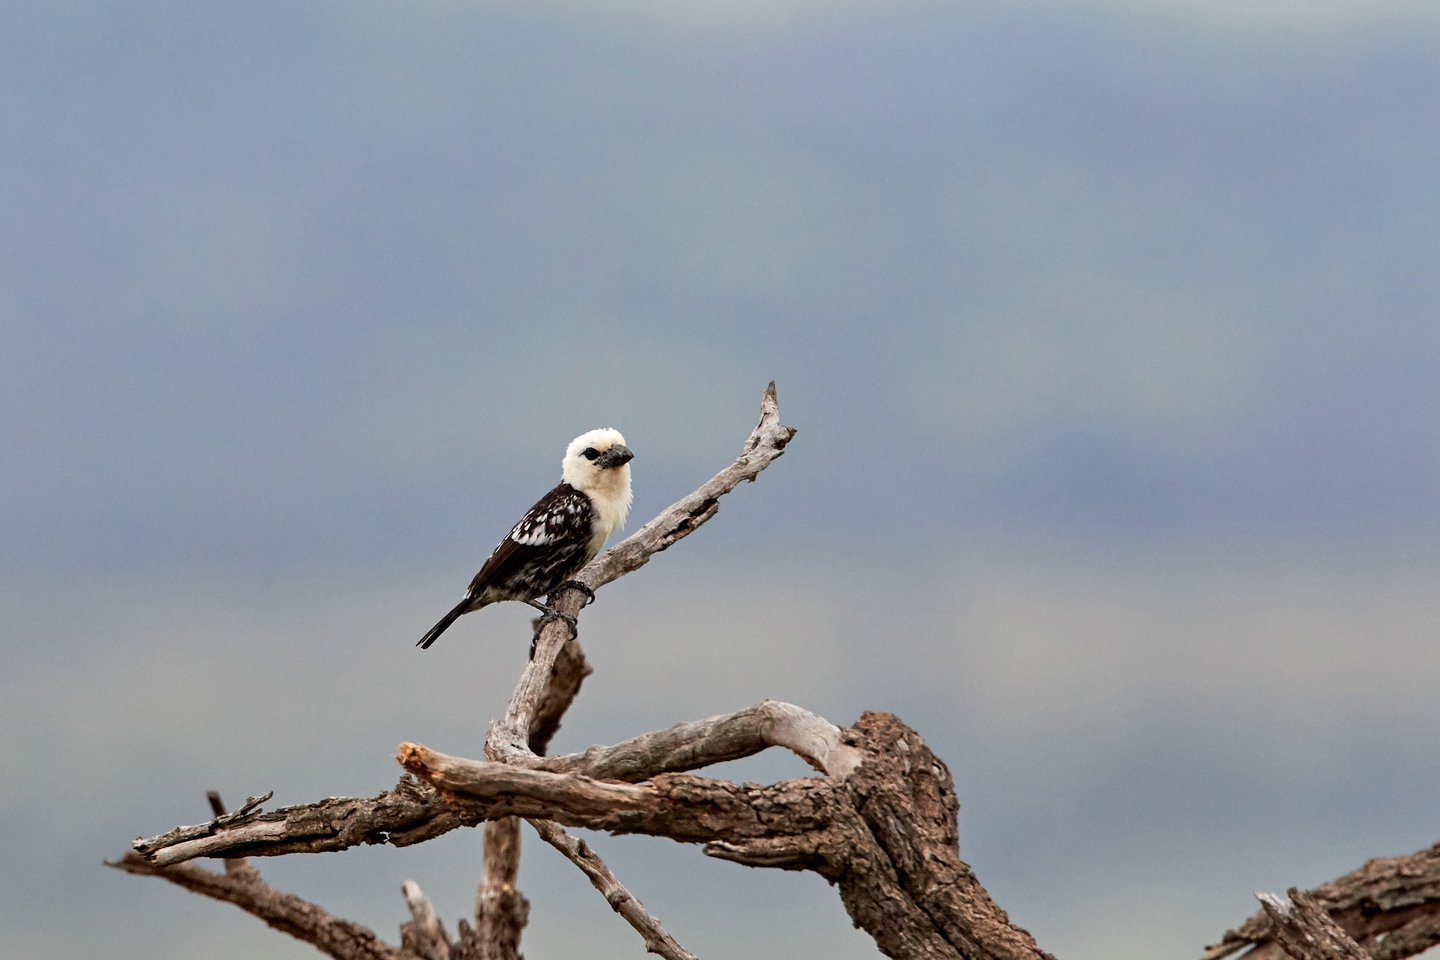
<box><xmin>417</xmin><ymin>598</ymin><xmax>472</xmax><ymax>650</ymax></box>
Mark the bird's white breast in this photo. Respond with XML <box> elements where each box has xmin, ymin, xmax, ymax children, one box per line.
<box><xmin>584</xmin><ymin>464</ymin><xmax>632</xmax><ymax>558</ymax></box>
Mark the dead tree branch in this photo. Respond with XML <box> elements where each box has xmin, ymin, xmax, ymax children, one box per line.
<box><xmin>133</xmin><ymin>790</ymin><xmax>273</xmax><ymax>856</ymax></box>
<box><xmin>114</xmin><ymin>791</ymin><xmax>420</xmax><ymax>960</ymax></box>
<box><xmin>530</xmin><ymin>636</ymin><xmax>594</xmax><ymax>755</ymax></box>
<box><xmin>207</xmin><ymin>790</ymin><xmax>261</xmax><ymax>879</ymax></box>
<box><xmin>410</xmin><ymin>712</ymin><xmax>1051</xmax><ymax>960</ymax></box>
<box><xmin>472</xmin><ymin>818</ymin><xmax>527</xmax><ymax>960</ymax></box>
<box><xmin>1257</xmin><ymin>889</ymin><xmax>1370</xmax><ymax>960</ymax></box>
<box><xmin>401</xmin><ymin>880</ymin><xmax>452</xmax><ymax>960</ymax></box>
<box><xmin>538</xmin><ymin>698</ymin><xmax>862</xmax><ymax>781</ymax></box>
<box><xmin>108</xmin><ymin>852</ymin><xmax>410</xmax><ymax>960</ymax></box>
<box><xmin>529</xmin><ymin>819</ymin><xmax>697</xmax><ymax>960</ymax></box>
<box><xmin>1205</xmin><ymin>841</ymin><xmax>1440</xmax><ymax>960</ymax></box>
<box><xmin>125</xmin><ymin>710</ymin><xmax>1051</xmax><ymax>960</ymax></box>
<box><xmin>129</xmin><ymin>700</ymin><xmax>855</xmax><ymax>866</ymax></box>
<box><xmin>471</xmin><ymin>637</ymin><xmax>589</xmax><ymax>959</ymax></box>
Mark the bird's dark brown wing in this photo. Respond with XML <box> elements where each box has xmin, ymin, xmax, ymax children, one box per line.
<box><xmin>465</xmin><ymin>482</ymin><xmax>596</xmax><ymax>604</ymax></box>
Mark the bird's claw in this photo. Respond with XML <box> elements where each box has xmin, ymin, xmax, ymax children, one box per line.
<box><xmin>526</xmin><ymin>603</ymin><xmax>579</xmax><ymax>658</ymax></box>
<box><xmin>554</xmin><ymin>580</ymin><xmax>596</xmax><ymax>606</ymax></box>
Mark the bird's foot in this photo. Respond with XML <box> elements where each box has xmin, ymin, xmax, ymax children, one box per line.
<box><xmin>553</xmin><ymin>580</ymin><xmax>596</xmax><ymax>607</ymax></box>
<box><xmin>524</xmin><ymin>600</ymin><xmax>579</xmax><ymax>657</ymax></box>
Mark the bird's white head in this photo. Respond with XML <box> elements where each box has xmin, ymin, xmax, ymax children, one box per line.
<box><xmin>561</xmin><ymin>428</ymin><xmax>634</xmax><ymax>530</ymax></box>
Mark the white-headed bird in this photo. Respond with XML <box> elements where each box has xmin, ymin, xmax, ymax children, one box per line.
<box><xmin>418</xmin><ymin>428</ymin><xmax>634</xmax><ymax>650</ymax></box>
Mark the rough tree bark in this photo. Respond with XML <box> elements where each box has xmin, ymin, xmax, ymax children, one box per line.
<box><xmin>112</xmin><ymin>383</ymin><xmax>1440</xmax><ymax>960</ymax></box>
<box><xmin>1254</xmin><ymin>889</ymin><xmax>1370</xmax><ymax>960</ymax></box>
<box><xmin>1203</xmin><ymin>842</ymin><xmax>1440</xmax><ymax>960</ymax></box>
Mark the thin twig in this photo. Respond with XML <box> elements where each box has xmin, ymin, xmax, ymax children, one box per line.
<box><xmin>529</xmin><ymin>819</ymin><xmax>698</xmax><ymax>960</ymax></box>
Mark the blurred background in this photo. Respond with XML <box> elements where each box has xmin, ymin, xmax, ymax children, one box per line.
<box><xmin>4</xmin><ymin>1</ymin><xmax>1440</xmax><ymax>957</ymax></box>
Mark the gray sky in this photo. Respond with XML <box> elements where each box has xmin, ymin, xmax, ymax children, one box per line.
<box><xmin>4</xmin><ymin>2</ymin><xmax>1440</xmax><ymax>958</ymax></box>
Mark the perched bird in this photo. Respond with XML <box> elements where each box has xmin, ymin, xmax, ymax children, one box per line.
<box><xmin>418</xmin><ymin>428</ymin><xmax>634</xmax><ymax>650</ymax></box>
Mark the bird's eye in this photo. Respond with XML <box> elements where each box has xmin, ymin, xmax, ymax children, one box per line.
<box><xmin>582</xmin><ymin>447</ymin><xmax>600</xmax><ymax>461</ymax></box>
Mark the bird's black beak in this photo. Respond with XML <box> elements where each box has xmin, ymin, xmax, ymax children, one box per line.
<box><xmin>597</xmin><ymin>444</ymin><xmax>634</xmax><ymax>468</ymax></box>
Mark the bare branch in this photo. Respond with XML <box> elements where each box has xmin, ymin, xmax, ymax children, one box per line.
<box><xmin>1204</xmin><ymin>840</ymin><xmax>1440</xmax><ymax>960</ymax></box>
<box><xmin>470</xmin><ymin>639</ymin><xmax>588</xmax><ymax>960</ymax></box>
<box><xmin>108</xmin><ymin>854</ymin><xmax>408</xmax><ymax>960</ymax></box>
<box><xmin>580</xmin><ymin>380</ymin><xmax>796</xmax><ymax>591</ymax></box>
<box><xmin>123</xmin><ymin>710</ymin><xmax>1051</xmax><ymax>960</ymax></box>
<box><xmin>139</xmin><ymin>778</ymin><xmax>459</xmax><ymax>867</ymax></box>
<box><xmin>398</xmin><ymin>741</ymin><xmax>837</xmax><ymax>844</ymax></box>
<box><xmin>539</xmin><ymin>699</ymin><xmax>862</xmax><ymax>782</ymax></box>
<box><xmin>134</xmin><ymin>700</ymin><xmax>856</xmax><ymax>869</ymax></box>
<box><xmin>529</xmin><ymin>819</ymin><xmax>697</xmax><ymax>960</ymax></box>
<box><xmin>486</xmin><ymin>382</ymin><xmax>795</xmax><ymax>764</ymax></box>
<box><xmin>400</xmin><ymin>880</ymin><xmax>452</xmax><ymax>960</ymax></box>
<box><xmin>529</xmin><ymin>637</ymin><xmax>593</xmax><ymax>755</ymax></box>
<box><xmin>133</xmin><ymin>790</ymin><xmax>273</xmax><ymax>855</ymax></box>
<box><xmin>834</xmin><ymin>713</ymin><xmax>1054</xmax><ymax>960</ymax></box>
<box><xmin>131</xmin><ymin>751</ymin><xmax>829</xmax><ymax>867</ymax></box>
<box><xmin>474</xmin><ymin>818</ymin><xmax>528</xmax><ymax>960</ymax></box>
<box><xmin>1258</xmin><ymin>888</ymin><xmax>1370</xmax><ymax>960</ymax></box>
<box><xmin>207</xmin><ymin>791</ymin><xmax>262</xmax><ymax>880</ymax></box>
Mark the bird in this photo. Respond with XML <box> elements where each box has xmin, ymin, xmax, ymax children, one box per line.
<box><xmin>417</xmin><ymin>428</ymin><xmax>634</xmax><ymax>650</ymax></box>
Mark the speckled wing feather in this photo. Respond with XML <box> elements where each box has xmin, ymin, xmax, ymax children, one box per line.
<box><xmin>465</xmin><ymin>482</ymin><xmax>597</xmax><ymax>606</ymax></box>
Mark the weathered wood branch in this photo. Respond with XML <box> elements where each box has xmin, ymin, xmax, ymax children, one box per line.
<box><xmin>486</xmin><ymin>381</ymin><xmax>795</xmax><ymax>764</ymax></box>
<box><xmin>1257</xmin><ymin>889</ymin><xmax>1370</xmax><ymax>960</ymax></box>
<box><xmin>1205</xmin><ymin>841</ymin><xmax>1440</xmax><ymax>960</ymax></box>
<box><xmin>834</xmin><ymin>713</ymin><xmax>1054</xmax><ymax>960</ymax></box>
<box><xmin>404</xmin><ymin>712</ymin><xmax>1052</xmax><ymax>960</ymax></box>
<box><xmin>472</xmin><ymin>637</ymin><xmax>589</xmax><ymax>959</ymax></box>
<box><xmin>529</xmin><ymin>819</ymin><xmax>698</xmax><ymax>960</ymax></box>
<box><xmin>137</xmin><ymin>777</ymin><xmax>460</xmax><ymax>867</ymax></box>
<box><xmin>118</xmin><ymin>792</ymin><xmax>429</xmax><ymax>960</ymax></box>
<box><xmin>399</xmin><ymin>741</ymin><xmax>836</xmax><ymax>844</ymax></box>
<box><xmin>132</xmin><ymin>790</ymin><xmax>273</xmax><ymax>855</ymax></box>
<box><xmin>131</xmin><ymin>699</ymin><xmax>855</xmax><ymax>868</ymax></box>
<box><xmin>529</xmin><ymin>636</ymin><xmax>593</xmax><ymax>755</ymax></box>
<box><xmin>207</xmin><ymin>790</ymin><xmax>260</xmax><ymax>879</ymax></box>
<box><xmin>108</xmin><ymin>853</ymin><xmax>412</xmax><ymax>960</ymax></box>
<box><xmin>400</xmin><ymin>880</ymin><xmax>453</xmax><ymax>960</ymax></box>
<box><xmin>473</xmin><ymin>819</ymin><xmax>527</xmax><ymax>960</ymax></box>
<box><xmin>125</xmin><ymin>710</ymin><xmax>1050</xmax><ymax>960</ymax></box>
<box><xmin>538</xmin><ymin>699</ymin><xmax>862</xmax><ymax>781</ymax></box>
<box><xmin>581</xmin><ymin>380</ymin><xmax>797</xmax><ymax>591</ymax></box>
